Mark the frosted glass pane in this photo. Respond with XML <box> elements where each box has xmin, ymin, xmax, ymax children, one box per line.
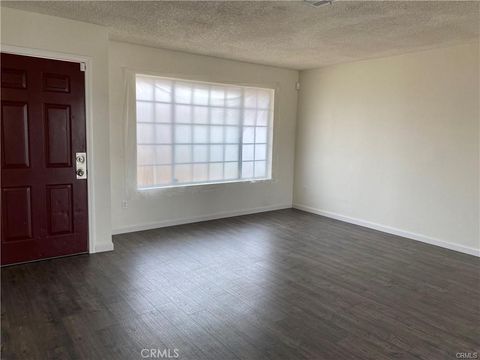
<box><xmin>225</xmin><ymin>109</ymin><xmax>240</xmax><ymax>125</ymax></box>
<box><xmin>155</xmin><ymin>145</ymin><xmax>172</xmax><ymax>164</ymax></box>
<box><xmin>193</xmin><ymin>106</ymin><xmax>208</xmax><ymax>124</ymax></box>
<box><xmin>175</xmin><ymin>145</ymin><xmax>192</xmax><ymax>163</ymax></box>
<box><xmin>136</xmin><ymin>77</ymin><xmax>154</xmax><ymax>100</ymax></box>
<box><xmin>226</xmin><ymin>88</ymin><xmax>241</xmax><ymax>107</ymax></box>
<box><xmin>193</xmin><ymin>145</ymin><xmax>208</xmax><ymax>162</ymax></box>
<box><xmin>193</xmin><ymin>164</ymin><xmax>208</xmax><ymax>182</ymax></box>
<box><xmin>242</xmin><ymin>127</ymin><xmax>255</xmax><ymax>143</ymax></box>
<box><xmin>224</xmin><ymin>162</ymin><xmax>239</xmax><ymax>179</ymax></box>
<box><xmin>255</xmin><ymin>161</ymin><xmax>267</xmax><ymax>178</ymax></box>
<box><xmin>137</xmin><ymin>101</ymin><xmax>155</xmax><ymax>122</ymax></box>
<box><xmin>155</xmin><ymin>103</ymin><xmax>171</xmax><ymax>122</ymax></box>
<box><xmin>257</xmin><ymin>89</ymin><xmax>271</xmax><ymax>109</ymax></box>
<box><xmin>225</xmin><ymin>126</ymin><xmax>239</xmax><ymax>143</ymax></box>
<box><xmin>153</xmin><ymin>165</ymin><xmax>172</xmax><ymax>185</ymax></box>
<box><xmin>244</xmin><ymin>109</ymin><xmax>256</xmax><ymax>126</ymax></box>
<box><xmin>175</xmin><ymin>105</ymin><xmax>192</xmax><ymax>123</ymax></box>
<box><xmin>137</xmin><ymin>145</ymin><xmax>155</xmax><ymax>165</ymax></box>
<box><xmin>255</xmin><ymin>144</ymin><xmax>267</xmax><ymax>160</ymax></box>
<box><xmin>244</xmin><ymin>89</ymin><xmax>257</xmax><ymax>108</ymax></box>
<box><xmin>154</xmin><ymin>124</ymin><xmax>171</xmax><ymax>144</ymax></box>
<box><xmin>209</xmin><ymin>145</ymin><xmax>223</xmax><ymax>162</ymax></box>
<box><xmin>210</xmin><ymin>126</ymin><xmax>223</xmax><ymax>143</ymax></box>
<box><xmin>241</xmin><ymin>161</ymin><xmax>254</xmax><ymax>178</ymax></box>
<box><xmin>137</xmin><ymin>102</ymin><xmax>154</xmax><ymax>123</ymax></box>
<box><xmin>174</xmin><ymin>164</ymin><xmax>192</xmax><ymax>183</ymax></box>
<box><xmin>136</xmin><ymin>75</ymin><xmax>274</xmax><ymax>188</ymax></box>
<box><xmin>138</xmin><ymin>166</ymin><xmax>154</xmax><ymax>187</ymax></box>
<box><xmin>211</xmin><ymin>108</ymin><xmax>224</xmax><ymax>124</ymax></box>
<box><xmin>256</xmin><ymin>110</ymin><xmax>269</xmax><ymax>126</ymax></box>
<box><xmin>175</xmin><ymin>125</ymin><xmax>192</xmax><ymax>143</ymax></box>
<box><xmin>175</xmin><ymin>82</ymin><xmax>192</xmax><ymax>104</ymax></box>
<box><xmin>225</xmin><ymin>145</ymin><xmax>238</xmax><ymax>161</ymax></box>
<box><xmin>154</xmin><ymin>79</ymin><xmax>172</xmax><ymax>102</ymax></box>
<box><xmin>193</xmin><ymin>125</ymin><xmax>208</xmax><ymax>143</ymax></box>
<box><xmin>137</xmin><ymin>124</ymin><xmax>155</xmax><ymax>144</ymax></box>
<box><xmin>255</xmin><ymin>127</ymin><xmax>267</xmax><ymax>143</ymax></box>
<box><xmin>210</xmin><ymin>87</ymin><xmax>224</xmax><ymax>106</ymax></box>
<box><xmin>242</xmin><ymin>144</ymin><xmax>254</xmax><ymax>161</ymax></box>
<box><xmin>209</xmin><ymin>163</ymin><xmax>223</xmax><ymax>180</ymax></box>
<box><xmin>193</xmin><ymin>85</ymin><xmax>209</xmax><ymax>105</ymax></box>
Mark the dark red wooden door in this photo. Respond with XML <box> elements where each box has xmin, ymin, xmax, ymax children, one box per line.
<box><xmin>1</xmin><ymin>53</ymin><xmax>88</xmax><ymax>265</ymax></box>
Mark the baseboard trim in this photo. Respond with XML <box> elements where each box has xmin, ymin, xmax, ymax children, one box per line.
<box><xmin>92</xmin><ymin>242</ymin><xmax>114</xmax><ymax>253</ymax></box>
<box><xmin>293</xmin><ymin>204</ymin><xmax>480</xmax><ymax>257</ymax></box>
<box><xmin>112</xmin><ymin>203</ymin><xmax>292</xmax><ymax>235</ymax></box>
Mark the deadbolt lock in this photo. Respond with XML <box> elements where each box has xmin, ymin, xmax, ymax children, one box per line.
<box><xmin>76</xmin><ymin>152</ymin><xmax>87</xmax><ymax>179</ymax></box>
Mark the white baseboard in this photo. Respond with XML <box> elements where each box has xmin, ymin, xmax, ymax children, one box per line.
<box><xmin>293</xmin><ymin>203</ymin><xmax>480</xmax><ymax>257</ymax></box>
<box><xmin>91</xmin><ymin>241</ymin><xmax>114</xmax><ymax>253</ymax></box>
<box><xmin>111</xmin><ymin>203</ymin><xmax>292</xmax><ymax>235</ymax></box>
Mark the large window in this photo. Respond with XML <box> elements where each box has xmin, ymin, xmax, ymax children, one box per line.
<box><xmin>135</xmin><ymin>74</ymin><xmax>274</xmax><ymax>189</ymax></box>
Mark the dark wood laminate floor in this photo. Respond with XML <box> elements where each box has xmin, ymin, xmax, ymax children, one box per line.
<box><xmin>1</xmin><ymin>209</ymin><xmax>479</xmax><ymax>359</ymax></box>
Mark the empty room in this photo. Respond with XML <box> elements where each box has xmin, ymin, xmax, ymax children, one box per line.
<box><xmin>1</xmin><ymin>1</ymin><xmax>479</xmax><ymax>359</ymax></box>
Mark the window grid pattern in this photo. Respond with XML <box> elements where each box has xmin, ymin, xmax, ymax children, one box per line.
<box><xmin>136</xmin><ymin>75</ymin><xmax>273</xmax><ymax>189</ymax></box>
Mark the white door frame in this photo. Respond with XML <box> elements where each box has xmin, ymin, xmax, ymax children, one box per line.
<box><xmin>1</xmin><ymin>44</ymin><xmax>98</xmax><ymax>254</ymax></box>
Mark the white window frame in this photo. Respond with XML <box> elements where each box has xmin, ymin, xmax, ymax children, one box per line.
<box><xmin>135</xmin><ymin>74</ymin><xmax>275</xmax><ymax>190</ymax></box>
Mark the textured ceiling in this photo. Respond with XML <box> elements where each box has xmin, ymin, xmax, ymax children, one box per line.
<box><xmin>2</xmin><ymin>1</ymin><xmax>479</xmax><ymax>70</ymax></box>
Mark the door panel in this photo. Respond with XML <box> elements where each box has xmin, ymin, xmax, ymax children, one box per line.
<box><xmin>1</xmin><ymin>102</ymin><xmax>30</xmax><ymax>168</ymax></box>
<box><xmin>1</xmin><ymin>68</ymin><xmax>27</xmax><ymax>89</ymax></box>
<box><xmin>1</xmin><ymin>53</ymin><xmax>88</xmax><ymax>265</ymax></box>
<box><xmin>2</xmin><ymin>186</ymin><xmax>33</xmax><ymax>241</ymax></box>
<box><xmin>45</xmin><ymin>104</ymin><xmax>72</xmax><ymax>167</ymax></box>
<box><xmin>43</xmin><ymin>73</ymin><xmax>70</xmax><ymax>93</ymax></box>
<box><xmin>46</xmin><ymin>184</ymin><xmax>73</xmax><ymax>235</ymax></box>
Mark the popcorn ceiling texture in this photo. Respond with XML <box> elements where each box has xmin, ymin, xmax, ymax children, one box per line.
<box><xmin>2</xmin><ymin>1</ymin><xmax>479</xmax><ymax>70</ymax></box>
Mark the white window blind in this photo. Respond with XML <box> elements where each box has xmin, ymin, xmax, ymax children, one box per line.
<box><xmin>135</xmin><ymin>74</ymin><xmax>274</xmax><ymax>189</ymax></box>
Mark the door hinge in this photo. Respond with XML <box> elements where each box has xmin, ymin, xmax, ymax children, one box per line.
<box><xmin>295</xmin><ymin>81</ymin><xmax>300</xmax><ymax>91</ymax></box>
<box><xmin>80</xmin><ymin>62</ymin><xmax>86</xmax><ymax>72</ymax></box>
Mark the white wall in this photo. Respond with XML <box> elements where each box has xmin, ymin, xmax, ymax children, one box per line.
<box><xmin>109</xmin><ymin>41</ymin><xmax>298</xmax><ymax>233</ymax></box>
<box><xmin>1</xmin><ymin>8</ymin><xmax>113</xmax><ymax>252</ymax></box>
<box><xmin>294</xmin><ymin>43</ymin><xmax>479</xmax><ymax>255</ymax></box>
<box><xmin>5</xmin><ymin>8</ymin><xmax>476</xmax><ymax>257</ymax></box>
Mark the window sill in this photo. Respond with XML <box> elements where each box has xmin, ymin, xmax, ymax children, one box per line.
<box><xmin>137</xmin><ymin>177</ymin><xmax>275</xmax><ymax>192</ymax></box>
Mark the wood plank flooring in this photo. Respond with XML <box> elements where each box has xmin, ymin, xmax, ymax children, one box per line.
<box><xmin>1</xmin><ymin>209</ymin><xmax>479</xmax><ymax>359</ymax></box>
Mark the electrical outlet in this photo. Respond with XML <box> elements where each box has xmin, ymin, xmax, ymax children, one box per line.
<box><xmin>122</xmin><ymin>200</ymin><xmax>128</xmax><ymax>209</ymax></box>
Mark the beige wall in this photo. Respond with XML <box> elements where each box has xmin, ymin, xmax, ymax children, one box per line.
<box><xmin>1</xmin><ymin>8</ymin><xmax>113</xmax><ymax>252</ymax></box>
<box><xmin>294</xmin><ymin>43</ymin><xmax>479</xmax><ymax>255</ymax></box>
<box><xmin>109</xmin><ymin>41</ymin><xmax>298</xmax><ymax>233</ymax></box>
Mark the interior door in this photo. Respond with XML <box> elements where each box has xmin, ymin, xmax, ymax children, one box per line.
<box><xmin>1</xmin><ymin>53</ymin><xmax>88</xmax><ymax>265</ymax></box>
